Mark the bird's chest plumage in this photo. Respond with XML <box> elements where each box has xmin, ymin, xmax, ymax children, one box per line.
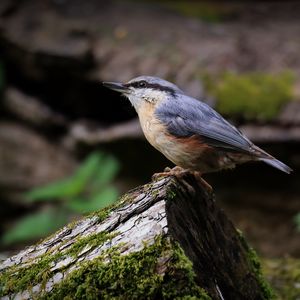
<box><xmin>137</xmin><ymin>102</ymin><xmax>235</xmax><ymax>172</ymax></box>
<box><xmin>138</xmin><ymin>103</ymin><xmax>201</xmax><ymax>169</ymax></box>
<box><xmin>138</xmin><ymin>103</ymin><xmax>170</xmax><ymax>153</ymax></box>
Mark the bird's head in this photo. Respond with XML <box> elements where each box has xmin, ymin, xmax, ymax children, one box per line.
<box><xmin>103</xmin><ymin>76</ymin><xmax>183</xmax><ymax>111</ymax></box>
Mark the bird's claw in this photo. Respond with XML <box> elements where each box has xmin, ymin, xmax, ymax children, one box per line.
<box><xmin>152</xmin><ymin>167</ymin><xmax>212</xmax><ymax>193</ymax></box>
<box><xmin>152</xmin><ymin>166</ymin><xmax>185</xmax><ymax>180</ymax></box>
<box><xmin>192</xmin><ymin>171</ymin><xmax>213</xmax><ymax>193</ymax></box>
<box><xmin>152</xmin><ymin>166</ymin><xmax>190</xmax><ymax>180</ymax></box>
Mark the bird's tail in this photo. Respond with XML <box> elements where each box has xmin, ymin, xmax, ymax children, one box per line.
<box><xmin>259</xmin><ymin>157</ymin><xmax>293</xmax><ymax>174</ymax></box>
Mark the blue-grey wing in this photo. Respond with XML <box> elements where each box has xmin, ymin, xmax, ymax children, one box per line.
<box><xmin>155</xmin><ymin>96</ymin><xmax>254</xmax><ymax>154</ymax></box>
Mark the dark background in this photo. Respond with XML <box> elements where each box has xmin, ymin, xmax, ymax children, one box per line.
<box><xmin>0</xmin><ymin>1</ymin><xmax>299</xmax><ymax>296</ymax></box>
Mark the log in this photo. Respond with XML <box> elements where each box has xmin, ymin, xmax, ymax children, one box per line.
<box><xmin>0</xmin><ymin>173</ymin><xmax>273</xmax><ymax>300</ymax></box>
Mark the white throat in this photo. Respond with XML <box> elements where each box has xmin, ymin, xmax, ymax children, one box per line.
<box><xmin>125</xmin><ymin>88</ymin><xmax>169</xmax><ymax>112</ymax></box>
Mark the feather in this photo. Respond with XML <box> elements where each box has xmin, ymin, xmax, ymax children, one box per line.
<box><xmin>155</xmin><ymin>95</ymin><xmax>254</xmax><ymax>154</ymax></box>
<box><xmin>260</xmin><ymin>158</ymin><xmax>292</xmax><ymax>174</ymax></box>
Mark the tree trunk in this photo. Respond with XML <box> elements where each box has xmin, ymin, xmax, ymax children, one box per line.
<box><xmin>0</xmin><ymin>173</ymin><xmax>272</xmax><ymax>300</ymax></box>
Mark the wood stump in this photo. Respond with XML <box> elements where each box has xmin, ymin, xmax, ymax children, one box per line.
<box><xmin>0</xmin><ymin>173</ymin><xmax>272</xmax><ymax>300</ymax></box>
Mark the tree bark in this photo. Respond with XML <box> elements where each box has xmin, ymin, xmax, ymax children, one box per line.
<box><xmin>0</xmin><ymin>173</ymin><xmax>272</xmax><ymax>300</ymax></box>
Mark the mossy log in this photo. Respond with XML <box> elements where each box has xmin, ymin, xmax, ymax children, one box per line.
<box><xmin>0</xmin><ymin>173</ymin><xmax>272</xmax><ymax>299</ymax></box>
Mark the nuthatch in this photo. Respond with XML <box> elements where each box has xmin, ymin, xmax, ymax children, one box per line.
<box><xmin>103</xmin><ymin>76</ymin><xmax>292</xmax><ymax>175</ymax></box>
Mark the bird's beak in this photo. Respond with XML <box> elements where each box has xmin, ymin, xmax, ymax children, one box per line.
<box><xmin>102</xmin><ymin>81</ymin><xmax>127</xmax><ymax>93</ymax></box>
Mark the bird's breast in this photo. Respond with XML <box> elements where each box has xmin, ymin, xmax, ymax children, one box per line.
<box><xmin>138</xmin><ymin>103</ymin><xmax>168</xmax><ymax>151</ymax></box>
<box><xmin>137</xmin><ymin>102</ymin><xmax>231</xmax><ymax>172</ymax></box>
<box><xmin>137</xmin><ymin>102</ymin><xmax>202</xmax><ymax>168</ymax></box>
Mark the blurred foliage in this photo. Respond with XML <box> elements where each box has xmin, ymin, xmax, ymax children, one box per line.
<box><xmin>2</xmin><ymin>152</ymin><xmax>120</xmax><ymax>245</ymax></box>
<box><xmin>294</xmin><ymin>213</ymin><xmax>300</xmax><ymax>231</ymax></box>
<box><xmin>203</xmin><ymin>71</ymin><xmax>295</xmax><ymax>121</ymax></box>
<box><xmin>262</xmin><ymin>258</ymin><xmax>300</xmax><ymax>300</ymax></box>
<box><xmin>129</xmin><ymin>0</ymin><xmax>237</xmax><ymax>22</ymax></box>
<box><xmin>162</xmin><ymin>1</ymin><xmax>237</xmax><ymax>22</ymax></box>
<box><xmin>2</xmin><ymin>210</ymin><xmax>67</xmax><ymax>246</ymax></box>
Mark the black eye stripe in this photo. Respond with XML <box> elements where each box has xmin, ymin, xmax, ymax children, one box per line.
<box><xmin>125</xmin><ymin>81</ymin><xmax>175</xmax><ymax>95</ymax></box>
<box><xmin>125</xmin><ymin>81</ymin><xmax>147</xmax><ymax>88</ymax></box>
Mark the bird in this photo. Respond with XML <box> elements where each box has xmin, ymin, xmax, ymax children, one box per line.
<box><xmin>103</xmin><ymin>76</ymin><xmax>292</xmax><ymax>178</ymax></box>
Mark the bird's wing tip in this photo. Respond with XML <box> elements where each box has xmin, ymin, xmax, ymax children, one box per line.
<box><xmin>260</xmin><ymin>158</ymin><xmax>292</xmax><ymax>174</ymax></box>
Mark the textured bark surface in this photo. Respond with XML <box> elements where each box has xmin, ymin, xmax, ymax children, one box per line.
<box><xmin>0</xmin><ymin>173</ymin><xmax>271</xmax><ymax>300</ymax></box>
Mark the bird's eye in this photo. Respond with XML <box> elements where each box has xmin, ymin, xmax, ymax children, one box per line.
<box><xmin>138</xmin><ymin>81</ymin><xmax>146</xmax><ymax>88</ymax></box>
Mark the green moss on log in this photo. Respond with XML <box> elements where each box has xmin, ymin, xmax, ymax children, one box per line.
<box><xmin>91</xmin><ymin>183</ymin><xmax>151</xmax><ymax>222</ymax></box>
<box><xmin>0</xmin><ymin>232</ymin><xmax>114</xmax><ymax>296</ymax></box>
<box><xmin>202</xmin><ymin>71</ymin><xmax>295</xmax><ymax>121</ymax></box>
<box><xmin>0</xmin><ymin>235</ymin><xmax>210</xmax><ymax>299</ymax></box>
<box><xmin>238</xmin><ymin>230</ymin><xmax>274</xmax><ymax>299</ymax></box>
<box><xmin>0</xmin><ymin>250</ymin><xmax>61</xmax><ymax>296</ymax></box>
<box><xmin>41</xmin><ymin>237</ymin><xmax>210</xmax><ymax>300</ymax></box>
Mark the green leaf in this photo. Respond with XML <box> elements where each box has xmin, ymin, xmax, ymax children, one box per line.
<box><xmin>1</xmin><ymin>209</ymin><xmax>67</xmax><ymax>245</ymax></box>
<box><xmin>25</xmin><ymin>178</ymin><xmax>79</xmax><ymax>202</ymax></box>
<box><xmin>67</xmin><ymin>186</ymin><xmax>118</xmax><ymax>213</ymax></box>
<box><xmin>95</xmin><ymin>154</ymin><xmax>120</xmax><ymax>186</ymax></box>
<box><xmin>70</xmin><ymin>151</ymin><xmax>105</xmax><ymax>192</ymax></box>
<box><xmin>26</xmin><ymin>152</ymin><xmax>105</xmax><ymax>202</ymax></box>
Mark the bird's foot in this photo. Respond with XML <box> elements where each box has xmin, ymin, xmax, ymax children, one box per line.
<box><xmin>192</xmin><ymin>171</ymin><xmax>213</xmax><ymax>193</ymax></box>
<box><xmin>152</xmin><ymin>166</ymin><xmax>191</xmax><ymax>181</ymax></box>
<box><xmin>152</xmin><ymin>167</ymin><xmax>212</xmax><ymax>193</ymax></box>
